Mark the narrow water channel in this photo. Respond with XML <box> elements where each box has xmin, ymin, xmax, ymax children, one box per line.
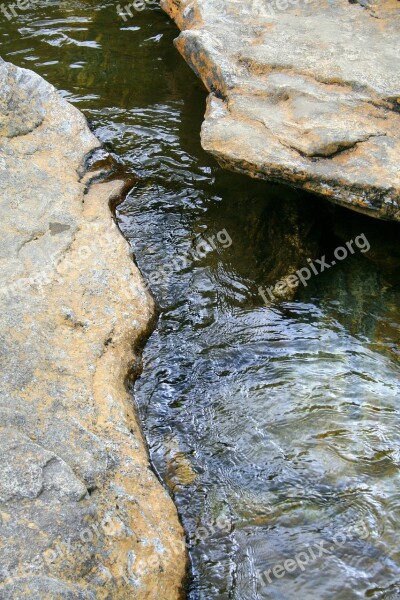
<box><xmin>1</xmin><ymin>3</ymin><xmax>400</xmax><ymax>598</ymax></box>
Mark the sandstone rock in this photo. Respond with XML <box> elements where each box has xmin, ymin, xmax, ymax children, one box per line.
<box><xmin>161</xmin><ymin>0</ymin><xmax>400</xmax><ymax>221</ymax></box>
<box><xmin>0</xmin><ymin>59</ymin><xmax>187</xmax><ymax>599</ymax></box>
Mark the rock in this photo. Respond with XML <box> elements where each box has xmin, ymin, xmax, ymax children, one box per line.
<box><xmin>0</xmin><ymin>59</ymin><xmax>187</xmax><ymax>599</ymax></box>
<box><xmin>161</xmin><ymin>0</ymin><xmax>400</xmax><ymax>222</ymax></box>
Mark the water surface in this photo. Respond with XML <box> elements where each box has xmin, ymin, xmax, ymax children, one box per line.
<box><xmin>1</xmin><ymin>4</ymin><xmax>400</xmax><ymax>598</ymax></box>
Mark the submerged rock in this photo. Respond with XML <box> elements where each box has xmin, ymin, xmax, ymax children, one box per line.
<box><xmin>161</xmin><ymin>0</ymin><xmax>400</xmax><ymax>222</ymax></box>
<box><xmin>0</xmin><ymin>59</ymin><xmax>187</xmax><ymax>599</ymax></box>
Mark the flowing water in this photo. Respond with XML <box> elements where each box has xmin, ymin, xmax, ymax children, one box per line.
<box><xmin>1</xmin><ymin>3</ymin><xmax>400</xmax><ymax>598</ymax></box>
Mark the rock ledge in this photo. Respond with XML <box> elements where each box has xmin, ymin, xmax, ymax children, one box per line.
<box><xmin>0</xmin><ymin>59</ymin><xmax>186</xmax><ymax>599</ymax></box>
<box><xmin>162</xmin><ymin>0</ymin><xmax>400</xmax><ymax>221</ymax></box>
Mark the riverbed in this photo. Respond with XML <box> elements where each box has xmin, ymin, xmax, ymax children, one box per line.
<box><xmin>1</xmin><ymin>3</ymin><xmax>400</xmax><ymax>598</ymax></box>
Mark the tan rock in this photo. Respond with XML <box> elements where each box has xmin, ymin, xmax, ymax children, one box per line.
<box><xmin>0</xmin><ymin>59</ymin><xmax>187</xmax><ymax>599</ymax></box>
<box><xmin>161</xmin><ymin>0</ymin><xmax>400</xmax><ymax>221</ymax></box>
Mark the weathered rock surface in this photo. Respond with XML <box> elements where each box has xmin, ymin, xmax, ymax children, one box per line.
<box><xmin>161</xmin><ymin>0</ymin><xmax>400</xmax><ymax>221</ymax></box>
<box><xmin>0</xmin><ymin>59</ymin><xmax>187</xmax><ymax>599</ymax></box>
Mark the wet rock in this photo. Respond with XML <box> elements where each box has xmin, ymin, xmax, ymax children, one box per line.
<box><xmin>161</xmin><ymin>0</ymin><xmax>400</xmax><ymax>222</ymax></box>
<box><xmin>0</xmin><ymin>59</ymin><xmax>187</xmax><ymax>599</ymax></box>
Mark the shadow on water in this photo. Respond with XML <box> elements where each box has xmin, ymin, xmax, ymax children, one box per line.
<box><xmin>1</xmin><ymin>3</ymin><xmax>400</xmax><ymax>598</ymax></box>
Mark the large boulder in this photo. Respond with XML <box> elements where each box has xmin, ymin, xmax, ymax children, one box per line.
<box><xmin>161</xmin><ymin>0</ymin><xmax>400</xmax><ymax>221</ymax></box>
<box><xmin>0</xmin><ymin>59</ymin><xmax>187</xmax><ymax>599</ymax></box>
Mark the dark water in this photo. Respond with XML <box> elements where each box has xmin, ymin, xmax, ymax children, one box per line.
<box><xmin>1</xmin><ymin>3</ymin><xmax>400</xmax><ymax>598</ymax></box>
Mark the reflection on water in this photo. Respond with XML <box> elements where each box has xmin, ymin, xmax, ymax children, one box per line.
<box><xmin>1</xmin><ymin>3</ymin><xmax>400</xmax><ymax>598</ymax></box>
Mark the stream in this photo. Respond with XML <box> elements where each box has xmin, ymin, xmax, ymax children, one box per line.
<box><xmin>1</xmin><ymin>3</ymin><xmax>400</xmax><ymax>598</ymax></box>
